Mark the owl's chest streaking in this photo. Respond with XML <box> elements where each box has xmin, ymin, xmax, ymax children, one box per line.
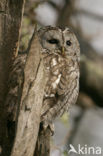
<box><xmin>42</xmin><ymin>53</ymin><xmax>68</xmax><ymax>98</ymax></box>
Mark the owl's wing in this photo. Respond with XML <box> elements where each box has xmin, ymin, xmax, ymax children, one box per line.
<box><xmin>5</xmin><ymin>54</ymin><xmax>26</xmax><ymax>122</ymax></box>
<box><xmin>41</xmin><ymin>67</ymin><xmax>79</xmax><ymax>122</ymax></box>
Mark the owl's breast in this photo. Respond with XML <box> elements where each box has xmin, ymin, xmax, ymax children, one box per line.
<box><xmin>43</xmin><ymin>54</ymin><xmax>66</xmax><ymax>98</ymax></box>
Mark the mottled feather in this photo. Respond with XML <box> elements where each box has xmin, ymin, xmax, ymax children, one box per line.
<box><xmin>6</xmin><ymin>26</ymin><xmax>80</xmax><ymax>127</ymax></box>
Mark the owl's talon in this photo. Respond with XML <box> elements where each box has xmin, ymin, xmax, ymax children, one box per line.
<box><xmin>41</xmin><ymin>121</ymin><xmax>54</xmax><ymax>136</ymax></box>
<box><xmin>48</xmin><ymin>123</ymin><xmax>55</xmax><ymax>136</ymax></box>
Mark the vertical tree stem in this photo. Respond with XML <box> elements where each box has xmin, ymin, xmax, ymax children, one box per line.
<box><xmin>0</xmin><ymin>0</ymin><xmax>25</xmax><ymax>155</ymax></box>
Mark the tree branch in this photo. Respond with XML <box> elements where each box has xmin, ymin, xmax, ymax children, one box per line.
<box><xmin>74</xmin><ymin>9</ymin><xmax>103</xmax><ymax>22</ymax></box>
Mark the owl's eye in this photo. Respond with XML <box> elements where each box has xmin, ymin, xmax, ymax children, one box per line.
<box><xmin>48</xmin><ymin>39</ymin><xmax>59</xmax><ymax>44</ymax></box>
<box><xmin>66</xmin><ymin>40</ymin><xmax>72</xmax><ymax>46</ymax></box>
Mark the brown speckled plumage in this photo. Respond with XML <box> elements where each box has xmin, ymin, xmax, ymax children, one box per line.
<box><xmin>6</xmin><ymin>26</ymin><xmax>80</xmax><ymax>126</ymax></box>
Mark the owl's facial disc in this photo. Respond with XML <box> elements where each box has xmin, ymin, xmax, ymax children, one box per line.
<box><xmin>63</xmin><ymin>28</ymin><xmax>80</xmax><ymax>57</ymax></box>
<box><xmin>39</xmin><ymin>29</ymin><xmax>63</xmax><ymax>54</ymax></box>
<box><xmin>38</xmin><ymin>26</ymin><xmax>80</xmax><ymax>58</ymax></box>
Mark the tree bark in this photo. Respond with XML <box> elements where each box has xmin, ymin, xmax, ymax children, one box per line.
<box><xmin>0</xmin><ymin>1</ymin><xmax>51</xmax><ymax>155</ymax></box>
<box><xmin>10</xmin><ymin>34</ymin><xmax>47</xmax><ymax>156</ymax></box>
<box><xmin>0</xmin><ymin>0</ymin><xmax>25</xmax><ymax>155</ymax></box>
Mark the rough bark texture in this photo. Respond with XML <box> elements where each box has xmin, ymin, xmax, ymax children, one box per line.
<box><xmin>0</xmin><ymin>1</ymin><xmax>51</xmax><ymax>155</ymax></box>
<box><xmin>0</xmin><ymin>0</ymin><xmax>25</xmax><ymax>155</ymax></box>
<box><xmin>10</xmin><ymin>34</ymin><xmax>48</xmax><ymax>156</ymax></box>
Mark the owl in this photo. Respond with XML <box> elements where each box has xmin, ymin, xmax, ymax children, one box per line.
<box><xmin>6</xmin><ymin>26</ymin><xmax>80</xmax><ymax>130</ymax></box>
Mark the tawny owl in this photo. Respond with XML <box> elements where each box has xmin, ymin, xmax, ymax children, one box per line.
<box><xmin>6</xmin><ymin>26</ymin><xmax>80</xmax><ymax>129</ymax></box>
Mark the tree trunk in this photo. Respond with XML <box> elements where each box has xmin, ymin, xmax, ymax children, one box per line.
<box><xmin>0</xmin><ymin>1</ymin><xmax>56</xmax><ymax>155</ymax></box>
<box><xmin>0</xmin><ymin>0</ymin><xmax>25</xmax><ymax>155</ymax></box>
<box><xmin>10</xmin><ymin>33</ymin><xmax>48</xmax><ymax>156</ymax></box>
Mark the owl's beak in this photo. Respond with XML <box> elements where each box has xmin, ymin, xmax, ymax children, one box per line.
<box><xmin>61</xmin><ymin>46</ymin><xmax>65</xmax><ymax>55</ymax></box>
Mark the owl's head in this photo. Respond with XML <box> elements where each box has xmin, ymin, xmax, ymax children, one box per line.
<box><xmin>38</xmin><ymin>26</ymin><xmax>80</xmax><ymax>60</ymax></box>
